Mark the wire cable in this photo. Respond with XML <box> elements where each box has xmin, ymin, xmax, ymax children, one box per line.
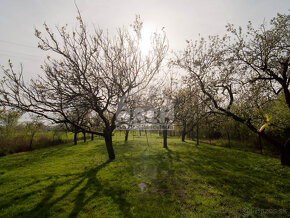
<box><xmin>0</xmin><ymin>39</ymin><xmax>38</xmax><ymax>49</ymax></box>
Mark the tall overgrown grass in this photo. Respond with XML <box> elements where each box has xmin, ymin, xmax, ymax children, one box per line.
<box><xmin>0</xmin><ymin>131</ymin><xmax>74</xmax><ymax>156</ymax></box>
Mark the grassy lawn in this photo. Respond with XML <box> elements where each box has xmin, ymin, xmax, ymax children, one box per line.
<box><xmin>0</xmin><ymin>133</ymin><xmax>289</xmax><ymax>217</ymax></box>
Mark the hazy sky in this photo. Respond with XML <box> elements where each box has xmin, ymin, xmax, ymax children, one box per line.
<box><xmin>0</xmin><ymin>0</ymin><xmax>289</xmax><ymax>75</ymax></box>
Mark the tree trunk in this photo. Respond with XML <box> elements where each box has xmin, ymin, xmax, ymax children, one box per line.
<box><xmin>139</xmin><ymin>130</ymin><xmax>142</xmax><ymax>136</ymax></box>
<box><xmin>145</xmin><ymin>130</ymin><xmax>149</xmax><ymax>146</ymax></box>
<box><xmin>29</xmin><ymin>134</ymin><xmax>35</xmax><ymax>150</ymax></box>
<box><xmin>281</xmin><ymin>138</ymin><xmax>290</xmax><ymax>166</ymax></box>
<box><xmin>29</xmin><ymin>138</ymin><xmax>33</xmax><ymax>150</ymax></box>
<box><xmin>83</xmin><ymin>132</ymin><xmax>86</xmax><ymax>143</ymax></box>
<box><xmin>258</xmin><ymin>133</ymin><xmax>263</xmax><ymax>154</ymax></box>
<box><xmin>208</xmin><ymin>118</ymin><xmax>211</xmax><ymax>144</ymax></box>
<box><xmin>282</xmin><ymin>83</ymin><xmax>290</xmax><ymax>109</ymax></box>
<box><xmin>163</xmin><ymin>128</ymin><xmax>168</xmax><ymax>149</ymax></box>
<box><xmin>104</xmin><ymin>129</ymin><xmax>115</xmax><ymax>160</ymax></box>
<box><xmin>226</xmin><ymin>131</ymin><xmax>231</xmax><ymax>148</ymax></box>
<box><xmin>196</xmin><ymin>122</ymin><xmax>199</xmax><ymax>146</ymax></box>
<box><xmin>192</xmin><ymin>128</ymin><xmax>194</xmax><ymax>141</ymax></box>
<box><xmin>182</xmin><ymin>131</ymin><xmax>186</xmax><ymax>142</ymax></box>
<box><xmin>74</xmin><ymin>132</ymin><xmax>78</xmax><ymax>145</ymax></box>
<box><xmin>182</xmin><ymin>122</ymin><xmax>186</xmax><ymax>142</ymax></box>
<box><xmin>125</xmin><ymin>130</ymin><xmax>129</xmax><ymax>142</ymax></box>
<box><xmin>91</xmin><ymin>133</ymin><xmax>94</xmax><ymax>141</ymax></box>
<box><xmin>259</xmin><ymin>132</ymin><xmax>290</xmax><ymax>166</ymax></box>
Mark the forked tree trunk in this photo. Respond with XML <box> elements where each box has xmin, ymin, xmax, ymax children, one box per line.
<box><xmin>125</xmin><ymin>130</ymin><xmax>129</xmax><ymax>142</ymax></box>
<box><xmin>281</xmin><ymin>138</ymin><xmax>290</xmax><ymax>166</ymax></box>
<box><xmin>163</xmin><ymin>128</ymin><xmax>168</xmax><ymax>149</ymax></box>
<box><xmin>104</xmin><ymin>129</ymin><xmax>115</xmax><ymax>160</ymax></box>
<box><xmin>74</xmin><ymin>132</ymin><xmax>78</xmax><ymax>145</ymax></box>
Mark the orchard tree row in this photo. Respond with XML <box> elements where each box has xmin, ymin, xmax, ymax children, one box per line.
<box><xmin>0</xmin><ymin>12</ymin><xmax>289</xmax><ymax>165</ymax></box>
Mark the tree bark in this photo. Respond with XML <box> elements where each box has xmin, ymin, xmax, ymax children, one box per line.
<box><xmin>29</xmin><ymin>134</ymin><xmax>35</xmax><ymax>150</ymax></box>
<box><xmin>191</xmin><ymin>128</ymin><xmax>194</xmax><ymax>141</ymax></box>
<box><xmin>83</xmin><ymin>132</ymin><xmax>86</xmax><ymax>143</ymax></box>
<box><xmin>258</xmin><ymin>131</ymin><xmax>290</xmax><ymax>166</ymax></box>
<box><xmin>145</xmin><ymin>130</ymin><xmax>149</xmax><ymax>146</ymax></box>
<box><xmin>104</xmin><ymin>129</ymin><xmax>115</xmax><ymax>160</ymax></box>
<box><xmin>91</xmin><ymin>133</ymin><xmax>94</xmax><ymax>141</ymax></box>
<box><xmin>74</xmin><ymin>132</ymin><xmax>78</xmax><ymax>145</ymax></box>
<box><xmin>226</xmin><ymin>131</ymin><xmax>231</xmax><ymax>148</ymax></box>
<box><xmin>208</xmin><ymin>118</ymin><xmax>211</xmax><ymax>144</ymax></box>
<box><xmin>196</xmin><ymin>122</ymin><xmax>199</xmax><ymax>146</ymax></box>
<box><xmin>258</xmin><ymin>133</ymin><xmax>263</xmax><ymax>154</ymax></box>
<box><xmin>125</xmin><ymin>130</ymin><xmax>129</xmax><ymax>142</ymax></box>
<box><xmin>281</xmin><ymin>80</ymin><xmax>290</xmax><ymax>109</ymax></box>
<box><xmin>281</xmin><ymin>138</ymin><xmax>290</xmax><ymax>166</ymax></box>
<box><xmin>196</xmin><ymin>101</ymin><xmax>199</xmax><ymax>146</ymax></box>
<box><xmin>163</xmin><ymin>128</ymin><xmax>168</xmax><ymax>149</ymax></box>
<box><xmin>182</xmin><ymin>131</ymin><xmax>186</xmax><ymax>142</ymax></box>
<box><xmin>182</xmin><ymin>122</ymin><xmax>186</xmax><ymax>142</ymax></box>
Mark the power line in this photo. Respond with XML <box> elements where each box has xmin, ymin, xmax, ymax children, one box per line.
<box><xmin>0</xmin><ymin>52</ymin><xmax>42</xmax><ymax>61</ymax></box>
<box><xmin>0</xmin><ymin>49</ymin><xmax>43</xmax><ymax>58</ymax></box>
<box><xmin>0</xmin><ymin>49</ymin><xmax>40</xmax><ymax>58</ymax></box>
<box><xmin>0</xmin><ymin>39</ymin><xmax>38</xmax><ymax>49</ymax></box>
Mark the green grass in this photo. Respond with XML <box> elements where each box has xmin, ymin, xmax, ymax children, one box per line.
<box><xmin>0</xmin><ymin>133</ymin><xmax>289</xmax><ymax>217</ymax></box>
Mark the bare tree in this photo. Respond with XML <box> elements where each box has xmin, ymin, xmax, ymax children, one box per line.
<box><xmin>63</xmin><ymin>106</ymin><xmax>90</xmax><ymax>145</ymax></box>
<box><xmin>172</xmin><ymin>82</ymin><xmax>208</xmax><ymax>144</ymax></box>
<box><xmin>115</xmin><ymin>93</ymin><xmax>142</xmax><ymax>142</ymax></box>
<box><xmin>174</xmin><ymin>13</ymin><xmax>290</xmax><ymax>165</ymax></box>
<box><xmin>145</xmin><ymin>87</ymin><xmax>174</xmax><ymax>149</ymax></box>
<box><xmin>0</xmin><ymin>14</ymin><xmax>168</xmax><ymax>160</ymax></box>
<box><xmin>226</xmin><ymin>13</ymin><xmax>290</xmax><ymax>108</ymax></box>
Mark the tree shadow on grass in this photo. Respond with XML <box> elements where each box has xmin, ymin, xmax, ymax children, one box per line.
<box><xmin>68</xmin><ymin>161</ymin><xmax>131</xmax><ymax>218</ymax></box>
<box><xmin>155</xmin><ymin>147</ymin><xmax>289</xmax><ymax>212</ymax></box>
<box><xmin>18</xmin><ymin>160</ymin><xmax>132</xmax><ymax>218</ymax></box>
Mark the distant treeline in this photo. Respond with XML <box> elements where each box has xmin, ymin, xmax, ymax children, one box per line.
<box><xmin>0</xmin><ymin>109</ymin><xmax>95</xmax><ymax>155</ymax></box>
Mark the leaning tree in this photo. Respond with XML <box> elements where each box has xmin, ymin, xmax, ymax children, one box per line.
<box><xmin>0</xmin><ymin>15</ymin><xmax>168</xmax><ymax>160</ymax></box>
<box><xmin>226</xmin><ymin>13</ymin><xmax>290</xmax><ymax>109</ymax></box>
<box><xmin>174</xmin><ymin>12</ymin><xmax>290</xmax><ymax>165</ymax></box>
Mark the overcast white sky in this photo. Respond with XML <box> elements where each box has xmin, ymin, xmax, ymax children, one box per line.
<box><xmin>0</xmin><ymin>0</ymin><xmax>289</xmax><ymax>75</ymax></box>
